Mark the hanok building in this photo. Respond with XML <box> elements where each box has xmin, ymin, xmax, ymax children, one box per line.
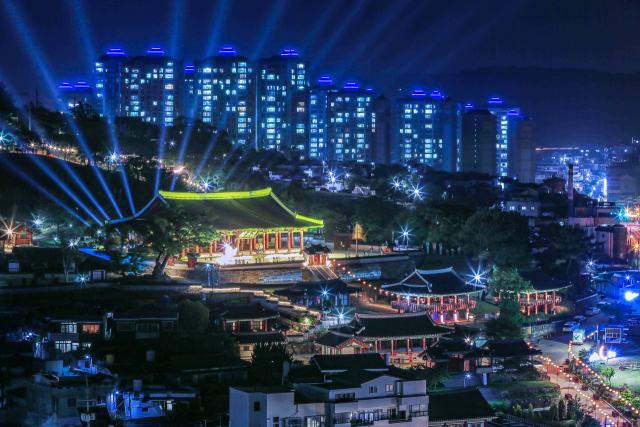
<box><xmin>420</xmin><ymin>339</ymin><xmax>487</xmax><ymax>373</ymax></box>
<box><xmin>274</xmin><ymin>279</ymin><xmax>363</xmax><ymax>309</ymax></box>
<box><xmin>233</xmin><ymin>331</ymin><xmax>288</xmax><ymax>361</ymax></box>
<box><xmin>110</xmin><ymin>188</ymin><xmax>323</xmax><ymax>263</ymax></box>
<box><xmin>0</xmin><ymin>223</ymin><xmax>39</xmax><ymax>253</ymax></box>
<box><xmin>495</xmin><ymin>269</ymin><xmax>572</xmax><ymax>316</ymax></box>
<box><xmin>217</xmin><ymin>303</ymin><xmax>279</xmax><ymax>333</ymax></box>
<box><xmin>316</xmin><ymin>312</ymin><xmax>453</xmax><ymax>359</ymax></box>
<box><xmin>382</xmin><ymin>268</ymin><xmax>484</xmax><ymax>323</ymax></box>
<box><xmin>302</xmin><ymin>243</ymin><xmax>332</xmax><ymax>266</ymax></box>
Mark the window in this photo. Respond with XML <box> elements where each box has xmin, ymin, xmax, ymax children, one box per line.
<box><xmin>117</xmin><ymin>322</ymin><xmax>135</xmax><ymax>331</ymax></box>
<box><xmin>274</xmin><ymin>417</ymin><xmax>280</xmax><ymax>427</ymax></box>
<box><xmin>67</xmin><ymin>398</ymin><xmax>77</xmax><ymax>407</ymax></box>
<box><xmin>243</xmin><ymin>346</ymin><xmax>250</xmax><ymax>351</ymax></box>
<box><xmin>82</xmin><ymin>324</ymin><xmax>100</xmax><ymax>334</ymax></box>
<box><xmin>410</xmin><ymin>404</ymin><xmax>427</xmax><ymax>417</ymax></box>
<box><xmin>369</xmin><ymin>386</ymin><xmax>377</xmax><ymax>394</ymax></box>
<box><xmin>333</xmin><ymin>413</ymin><xmax>351</xmax><ymax>424</ymax></box>
<box><xmin>60</xmin><ymin>323</ymin><xmax>77</xmax><ymax>333</ymax></box>
<box><xmin>385</xmin><ymin>384</ymin><xmax>394</xmax><ymax>393</ymax></box>
<box><xmin>306</xmin><ymin>416</ymin><xmax>325</xmax><ymax>427</ymax></box>
<box><xmin>136</xmin><ymin>324</ymin><xmax>160</xmax><ymax>333</ymax></box>
<box><xmin>285</xmin><ymin>419</ymin><xmax>302</xmax><ymax>427</ymax></box>
<box><xmin>335</xmin><ymin>393</ymin><xmax>355</xmax><ymax>402</ymax></box>
<box><xmin>254</xmin><ymin>402</ymin><xmax>261</xmax><ymax>411</ymax></box>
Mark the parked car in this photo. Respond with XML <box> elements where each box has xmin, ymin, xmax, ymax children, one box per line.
<box><xmin>574</xmin><ymin>315</ymin><xmax>586</xmax><ymax>323</ymax></box>
<box><xmin>586</xmin><ymin>307</ymin><xmax>601</xmax><ymax>316</ymax></box>
<box><xmin>563</xmin><ymin>322</ymin><xmax>579</xmax><ymax>332</ymax></box>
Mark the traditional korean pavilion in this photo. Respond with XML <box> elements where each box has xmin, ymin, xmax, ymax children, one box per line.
<box><xmin>382</xmin><ymin>268</ymin><xmax>485</xmax><ymax>323</ymax></box>
<box><xmin>274</xmin><ymin>279</ymin><xmax>363</xmax><ymax>308</ymax></box>
<box><xmin>315</xmin><ymin>311</ymin><xmax>453</xmax><ymax>356</ymax></box>
<box><xmin>109</xmin><ymin>188</ymin><xmax>323</xmax><ymax>258</ymax></box>
<box><xmin>302</xmin><ymin>244</ymin><xmax>332</xmax><ymax>266</ymax></box>
<box><xmin>233</xmin><ymin>331</ymin><xmax>287</xmax><ymax>361</ymax></box>
<box><xmin>495</xmin><ymin>268</ymin><xmax>572</xmax><ymax>316</ymax></box>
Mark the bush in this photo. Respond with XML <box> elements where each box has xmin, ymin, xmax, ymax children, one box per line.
<box><xmin>515</xmin><ymin>405</ymin><xmax>523</xmax><ymax>418</ymax></box>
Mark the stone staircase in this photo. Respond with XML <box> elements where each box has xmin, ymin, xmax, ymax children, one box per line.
<box><xmin>479</xmin><ymin>386</ymin><xmax>505</xmax><ymax>402</ymax></box>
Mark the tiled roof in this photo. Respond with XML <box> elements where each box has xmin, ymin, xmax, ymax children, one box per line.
<box><xmin>382</xmin><ymin>268</ymin><xmax>484</xmax><ymax>296</ymax></box>
<box><xmin>219</xmin><ymin>303</ymin><xmax>279</xmax><ymax>321</ymax></box>
<box><xmin>518</xmin><ymin>268</ymin><xmax>572</xmax><ymax>292</ymax></box>
<box><xmin>312</xmin><ymin>354</ymin><xmax>388</xmax><ymax>372</ymax></box>
<box><xmin>274</xmin><ymin>279</ymin><xmax>363</xmax><ymax>298</ymax></box>
<box><xmin>428</xmin><ymin>387</ymin><xmax>495</xmax><ymax>422</ymax></box>
<box><xmin>315</xmin><ymin>331</ymin><xmax>368</xmax><ymax>349</ymax></box>
<box><xmin>110</xmin><ymin>188</ymin><xmax>323</xmax><ymax>231</ymax></box>
<box><xmin>349</xmin><ymin>312</ymin><xmax>453</xmax><ymax>340</ymax></box>
<box><xmin>232</xmin><ymin>331</ymin><xmax>287</xmax><ymax>346</ymax></box>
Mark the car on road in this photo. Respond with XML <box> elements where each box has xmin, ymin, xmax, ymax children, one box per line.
<box><xmin>574</xmin><ymin>315</ymin><xmax>586</xmax><ymax>323</ymax></box>
<box><xmin>563</xmin><ymin>321</ymin><xmax>579</xmax><ymax>332</ymax></box>
<box><xmin>586</xmin><ymin>307</ymin><xmax>601</xmax><ymax>316</ymax></box>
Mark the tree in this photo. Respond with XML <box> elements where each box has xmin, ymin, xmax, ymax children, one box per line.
<box><xmin>558</xmin><ymin>398</ymin><xmax>567</xmax><ymax>420</ymax></box>
<box><xmin>177</xmin><ymin>299</ymin><xmax>210</xmax><ymax>335</ymax></box>
<box><xmin>414</xmin><ymin>200</ymin><xmax>474</xmax><ymax>249</ymax></box>
<box><xmin>62</xmin><ymin>244</ymin><xmax>78</xmax><ymax>282</ymax></box>
<box><xmin>132</xmin><ymin>203</ymin><xmax>219</xmax><ymax>277</ymax></box>
<box><xmin>549</xmin><ymin>402</ymin><xmax>559</xmax><ymax>420</ymax></box>
<box><xmin>567</xmin><ymin>398</ymin><xmax>576</xmax><ymax>419</ymax></box>
<box><xmin>352</xmin><ymin>197</ymin><xmax>401</xmax><ymax>243</ymax></box>
<box><xmin>456</xmin><ymin>209</ymin><xmax>532</xmax><ymax>268</ymax></box>
<box><xmin>536</xmin><ymin>223</ymin><xmax>594</xmax><ymax>278</ymax></box>
<box><xmin>485</xmin><ymin>268</ymin><xmax>529</xmax><ymax>339</ymax></box>
<box><xmin>601</xmin><ymin>366</ymin><xmax>616</xmax><ymax>386</ymax></box>
<box><xmin>515</xmin><ymin>405</ymin><xmax>522</xmax><ymax>418</ymax></box>
<box><xmin>527</xmin><ymin>403</ymin><xmax>535</xmax><ymax>419</ymax></box>
<box><xmin>251</xmin><ymin>342</ymin><xmax>293</xmax><ymax>385</ymax></box>
<box><xmin>404</xmin><ymin>365</ymin><xmax>451</xmax><ymax>390</ymax></box>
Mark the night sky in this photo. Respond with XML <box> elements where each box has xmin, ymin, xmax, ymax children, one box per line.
<box><xmin>1</xmin><ymin>0</ymin><xmax>640</xmax><ymax>145</ymax></box>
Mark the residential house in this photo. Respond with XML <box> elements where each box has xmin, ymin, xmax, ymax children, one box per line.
<box><xmin>45</xmin><ymin>315</ymin><xmax>105</xmax><ymax>355</ymax></box>
<box><xmin>106</xmin><ymin>311</ymin><xmax>178</xmax><ymax>340</ymax></box>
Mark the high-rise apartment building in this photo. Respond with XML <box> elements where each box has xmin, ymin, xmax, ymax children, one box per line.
<box><xmin>94</xmin><ymin>48</ymin><xmax>129</xmax><ymax>121</ymax></box>
<box><xmin>184</xmin><ymin>64</ymin><xmax>196</xmax><ymax>119</ymax></box>
<box><xmin>194</xmin><ymin>47</ymin><xmax>255</xmax><ymax>146</ymax></box>
<box><xmin>325</xmin><ymin>83</ymin><xmax>378</xmax><ymax>163</ymax></box>
<box><xmin>373</xmin><ymin>94</ymin><xmax>392</xmax><ymax>165</ymax></box>
<box><xmin>309</xmin><ymin>76</ymin><xmax>339</xmax><ymax>160</ymax></box>
<box><xmin>394</xmin><ymin>90</ymin><xmax>460</xmax><ymax>172</ymax></box>
<box><xmin>484</xmin><ymin>97</ymin><xmax>520</xmax><ymax>177</ymax></box>
<box><xmin>460</xmin><ymin>109</ymin><xmax>497</xmax><ymax>175</ymax></box>
<box><xmin>119</xmin><ymin>47</ymin><xmax>184</xmax><ymax>126</ymax></box>
<box><xmin>513</xmin><ymin>117</ymin><xmax>536</xmax><ymax>182</ymax></box>
<box><xmin>256</xmin><ymin>49</ymin><xmax>309</xmax><ymax>158</ymax></box>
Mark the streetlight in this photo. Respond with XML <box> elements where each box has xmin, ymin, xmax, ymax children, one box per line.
<box><xmin>464</xmin><ymin>373</ymin><xmax>472</xmax><ymax>388</ymax></box>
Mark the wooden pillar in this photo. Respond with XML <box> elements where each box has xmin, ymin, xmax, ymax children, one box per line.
<box><xmin>391</xmin><ymin>340</ymin><xmax>394</xmax><ymax>356</ymax></box>
<box><xmin>300</xmin><ymin>230</ymin><xmax>304</xmax><ymax>249</ymax></box>
<box><xmin>213</xmin><ymin>240</ymin><xmax>217</xmax><ymax>253</ymax></box>
<box><xmin>275</xmin><ymin>233</ymin><xmax>280</xmax><ymax>252</ymax></box>
<box><xmin>422</xmin><ymin>338</ymin><xmax>426</xmax><ymax>350</ymax></box>
<box><xmin>465</xmin><ymin>309</ymin><xmax>470</xmax><ymax>320</ymax></box>
<box><xmin>249</xmin><ymin>238</ymin><xmax>253</xmax><ymax>254</ymax></box>
<box><xmin>375</xmin><ymin>341</ymin><xmax>378</xmax><ymax>353</ymax></box>
<box><xmin>535</xmin><ymin>304</ymin><xmax>538</xmax><ymax>314</ymax></box>
<box><xmin>287</xmin><ymin>231</ymin><xmax>292</xmax><ymax>251</ymax></box>
<box><xmin>209</xmin><ymin>243</ymin><xmax>213</xmax><ymax>256</ymax></box>
<box><xmin>440</xmin><ymin>312</ymin><xmax>444</xmax><ymax>323</ymax></box>
<box><xmin>552</xmin><ymin>291</ymin><xmax>556</xmax><ymax>308</ymax></box>
<box><xmin>407</xmin><ymin>339</ymin><xmax>410</xmax><ymax>353</ymax></box>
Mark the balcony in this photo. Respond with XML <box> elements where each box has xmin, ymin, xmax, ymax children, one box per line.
<box><xmin>391</xmin><ymin>300</ymin><xmax>476</xmax><ymax>313</ymax></box>
<box><xmin>48</xmin><ymin>332</ymin><xmax>79</xmax><ymax>341</ymax></box>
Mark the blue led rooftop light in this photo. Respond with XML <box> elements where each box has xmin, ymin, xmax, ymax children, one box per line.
<box><xmin>465</xmin><ymin>103</ymin><xmax>474</xmax><ymax>109</ymax></box>
<box><xmin>343</xmin><ymin>82</ymin><xmax>359</xmax><ymax>90</ymax></box>
<box><xmin>507</xmin><ymin>109</ymin><xmax>519</xmax><ymax>116</ymax></box>
<box><xmin>107</xmin><ymin>48</ymin><xmax>125</xmax><ymax>56</ymax></box>
<box><xmin>281</xmin><ymin>49</ymin><xmax>299</xmax><ymax>57</ymax></box>
<box><xmin>318</xmin><ymin>76</ymin><xmax>333</xmax><ymax>84</ymax></box>
<box><xmin>59</xmin><ymin>82</ymin><xmax>73</xmax><ymax>89</ymax></box>
<box><xmin>488</xmin><ymin>97</ymin><xmax>502</xmax><ymax>104</ymax></box>
<box><xmin>366</xmin><ymin>88</ymin><xmax>373</xmax><ymax>92</ymax></box>
<box><xmin>74</xmin><ymin>81</ymin><xmax>90</xmax><ymax>88</ymax></box>
<box><xmin>412</xmin><ymin>90</ymin><xmax>426</xmax><ymax>97</ymax></box>
<box><xmin>219</xmin><ymin>46</ymin><xmax>236</xmax><ymax>55</ymax></box>
<box><xmin>184</xmin><ymin>65</ymin><xmax>195</xmax><ymax>72</ymax></box>
<box><xmin>147</xmin><ymin>47</ymin><xmax>165</xmax><ymax>55</ymax></box>
<box><xmin>430</xmin><ymin>90</ymin><xmax>444</xmax><ymax>99</ymax></box>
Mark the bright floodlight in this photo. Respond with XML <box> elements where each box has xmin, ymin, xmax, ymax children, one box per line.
<box><xmin>346</xmin><ymin>173</ymin><xmax>351</xmax><ymax>178</ymax></box>
<box><xmin>625</xmin><ymin>291</ymin><xmax>639</xmax><ymax>301</ymax></box>
<box><xmin>68</xmin><ymin>239</ymin><xmax>75</xmax><ymax>248</ymax></box>
<box><xmin>607</xmin><ymin>350</ymin><xmax>617</xmax><ymax>358</ymax></box>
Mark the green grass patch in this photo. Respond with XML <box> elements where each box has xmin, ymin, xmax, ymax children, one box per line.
<box><xmin>471</xmin><ymin>299</ymin><xmax>499</xmax><ymax>318</ymax></box>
